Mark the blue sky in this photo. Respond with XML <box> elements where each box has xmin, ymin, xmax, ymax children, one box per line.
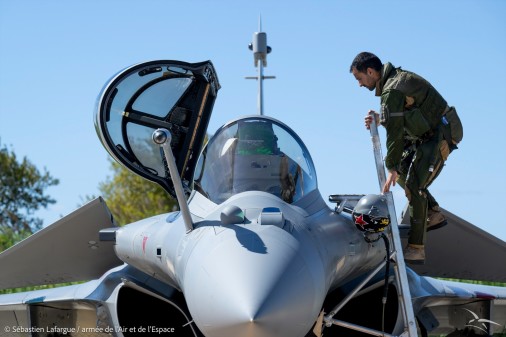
<box><xmin>1</xmin><ymin>0</ymin><xmax>505</xmax><ymax>241</ymax></box>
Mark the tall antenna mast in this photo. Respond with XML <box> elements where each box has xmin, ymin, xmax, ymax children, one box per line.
<box><xmin>245</xmin><ymin>16</ymin><xmax>275</xmax><ymax>115</ymax></box>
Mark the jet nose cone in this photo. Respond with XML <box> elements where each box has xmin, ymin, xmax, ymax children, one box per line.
<box><xmin>183</xmin><ymin>226</ymin><xmax>324</xmax><ymax>337</ymax></box>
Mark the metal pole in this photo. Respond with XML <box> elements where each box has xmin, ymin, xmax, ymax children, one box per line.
<box><xmin>369</xmin><ymin>112</ymin><xmax>386</xmax><ymax>191</ymax></box>
<box><xmin>258</xmin><ymin>61</ymin><xmax>264</xmax><ymax>115</ymax></box>
<box><xmin>368</xmin><ymin>111</ymin><xmax>418</xmax><ymax>337</ymax></box>
<box><xmin>325</xmin><ymin>318</ymin><xmax>395</xmax><ymax>337</ymax></box>
<box><xmin>324</xmin><ymin>251</ymin><xmax>395</xmax><ymax>322</ymax></box>
<box><xmin>258</xmin><ymin>15</ymin><xmax>264</xmax><ymax>116</ymax></box>
<box><xmin>245</xmin><ymin>21</ymin><xmax>275</xmax><ymax>116</ymax></box>
<box><xmin>153</xmin><ymin>129</ymin><xmax>193</xmax><ymax>233</ymax></box>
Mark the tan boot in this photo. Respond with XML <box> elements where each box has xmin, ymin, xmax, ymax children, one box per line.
<box><xmin>426</xmin><ymin>208</ymin><xmax>448</xmax><ymax>232</ymax></box>
<box><xmin>404</xmin><ymin>244</ymin><xmax>425</xmax><ymax>265</ymax></box>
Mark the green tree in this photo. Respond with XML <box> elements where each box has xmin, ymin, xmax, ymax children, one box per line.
<box><xmin>98</xmin><ymin>160</ymin><xmax>177</xmax><ymax>225</ymax></box>
<box><xmin>0</xmin><ymin>142</ymin><xmax>59</xmax><ymax>250</ymax></box>
<box><xmin>97</xmin><ymin>133</ymin><xmax>209</xmax><ymax>225</ymax></box>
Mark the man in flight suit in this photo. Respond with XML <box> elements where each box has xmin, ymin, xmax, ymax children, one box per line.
<box><xmin>350</xmin><ymin>52</ymin><xmax>458</xmax><ymax>264</ymax></box>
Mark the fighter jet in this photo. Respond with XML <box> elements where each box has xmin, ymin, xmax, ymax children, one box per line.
<box><xmin>1</xmin><ymin>53</ymin><xmax>506</xmax><ymax>337</ymax></box>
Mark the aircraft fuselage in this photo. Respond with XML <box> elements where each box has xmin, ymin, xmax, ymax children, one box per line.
<box><xmin>114</xmin><ymin>189</ymin><xmax>386</xmax><ymax>337</ymax></box>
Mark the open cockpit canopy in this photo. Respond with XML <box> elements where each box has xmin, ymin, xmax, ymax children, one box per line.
<box><xmin>95</xmin><ymin>60</ymin><xmax>220</xmax><ymax>197</ymax></box>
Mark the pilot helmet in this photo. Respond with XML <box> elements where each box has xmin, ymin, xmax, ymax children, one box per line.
<box><xmin>352</xmin><ymin>194</ymin><xmax>390</xmax><ymax>233</ymax></box>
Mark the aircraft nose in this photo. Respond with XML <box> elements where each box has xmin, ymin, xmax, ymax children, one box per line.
<box><xmin>183</xmin><ymin>226</ymin><xmax>324</xmax><ymax>337</ymax></box>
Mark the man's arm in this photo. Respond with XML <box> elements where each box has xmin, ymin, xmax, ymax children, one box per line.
<box><xmin>380</xmin><ymin>89</ymin><xmax>405</xmax><ymax>192</ymax></box>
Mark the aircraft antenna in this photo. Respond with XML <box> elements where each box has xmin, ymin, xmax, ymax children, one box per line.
<box><xmin>245</xmin><ymin>16</ymin><xmax>275</xmax><ymax>115</ymax></box>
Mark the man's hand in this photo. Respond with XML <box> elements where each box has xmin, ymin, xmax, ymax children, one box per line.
<box><xmin>382</xmin><ymin>169</ymin><xmax>398</xmax><ymax>193</ymax></box>
<box><xmin>364</xmin><ymin>110</ymin><xmax>380</xmax><ymax>130</ymax></box>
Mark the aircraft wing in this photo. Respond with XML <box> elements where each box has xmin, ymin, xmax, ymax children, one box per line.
<box><xmin>323</xmin><ymin>263</ymin><xmax>506</xmax><ymax>336</ymax></box>
<box><xmin>399</xmin><ymin>206</ymin><xmax>506</xmax><ymax>282</ymax></box>
<box><xmin>0</xmin><ymin>197</ymin><xmax>122</xmax><ymax>289</ymax></box>
<box><xmin>0</xmin><ymin>264</ymin><xmax>198</xmax><ymax>337</ymax></box>
<box><xmin>407</xmin><ymin>269</ymin><xmax>506</xmax><ymax>335</ymax></box>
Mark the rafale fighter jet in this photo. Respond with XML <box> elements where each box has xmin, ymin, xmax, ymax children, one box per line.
<box><xmin>1</xmin><ymin>55</ymin><xmax>506</xmax><ymax>336</ymax></box>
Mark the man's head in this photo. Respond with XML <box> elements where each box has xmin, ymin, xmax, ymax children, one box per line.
<box><xmin>350</xmin><ymin>52</ymin><xmax>382</xmax><ymax>91</ymax></box>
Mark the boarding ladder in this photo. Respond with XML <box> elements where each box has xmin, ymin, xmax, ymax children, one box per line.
<box><xmin>319</xmin><ymin>112</ymin><xmax>418</xmax><ymax>337</ymax></box>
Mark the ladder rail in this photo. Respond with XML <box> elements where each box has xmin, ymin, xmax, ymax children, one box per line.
<box><xmin>368</xmin><ymin>112</ymin><xmax>418</xmax><ymax>337</ymax></box>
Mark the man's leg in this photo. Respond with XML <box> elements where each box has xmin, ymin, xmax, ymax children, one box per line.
<box><xmin>396</xmin><ymin>145</ymin><xmax>427</xmax><ymax>245</ymax></box>
<box><xmin>406</xmin><ymin>183</ymin><xmax>428</xmax><ymax>247</ymax></box>
<box><xmin>402</xmin><ymin>139</ymin><xmax>442</xmax><ymax>263</ymax></box>
<box><xmin>426</xmin><ymin>191</ymin><xmax>448</xmax><ymax>231</ymax></box>
<box><xmin>423</xmin><ymin>139</ymin><xmax>450</xmax><ymax>231</ymax></box>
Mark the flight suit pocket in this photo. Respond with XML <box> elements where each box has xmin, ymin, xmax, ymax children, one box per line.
<box><xmin>445</xmin><ymin>106</ymin><xmax>463</xmax><ymax>144</ymax></box>
<box><xmin>439</xmin><ymin>140</ymin><xmax>450</xmax><ymax>161</ymax></box>
<box><xmin>404</xmin><ymin>109</ymin><xmax>431</xmax><ymax>138</ymax></box>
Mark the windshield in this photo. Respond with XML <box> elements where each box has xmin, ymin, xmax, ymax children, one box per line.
<box><xmin>193</xmin><ymin>117</ymin><xmax>317</xmax><ymax>204</ymax></box>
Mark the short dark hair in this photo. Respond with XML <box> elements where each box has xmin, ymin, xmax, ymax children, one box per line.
<box><xmin>350</xmin><ymin>52</ymin><xmax>382</xmax><ymax>73</ymax></box>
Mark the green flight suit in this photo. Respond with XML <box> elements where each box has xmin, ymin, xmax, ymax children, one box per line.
<box><xmin>377</xmin><ymin>62</ymin><xmax>450</xmax><ymax>246</ymax></box>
